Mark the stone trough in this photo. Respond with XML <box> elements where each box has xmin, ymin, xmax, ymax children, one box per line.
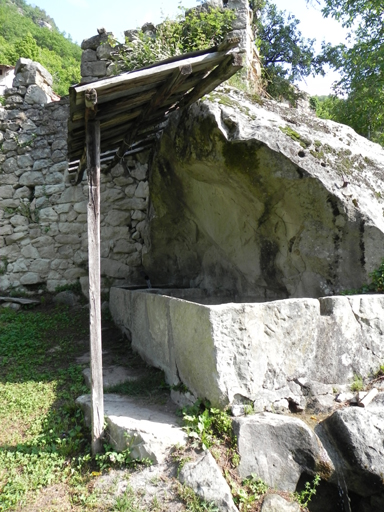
<box><xmin>110</xmin><ymin>287</ymin><xmax>384</xmax><ymax>409</ymax></box>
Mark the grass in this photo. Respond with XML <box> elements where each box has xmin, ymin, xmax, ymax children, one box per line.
<box><xmin>0</xmin><ymin>304</ymin><xmax>141</xmax><ymax>511</ymax></box>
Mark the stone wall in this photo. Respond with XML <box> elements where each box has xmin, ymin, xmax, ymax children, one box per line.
<box><xmin>0</xmin><ymin>59</ymin><xmax>149</xmax><ymax>295</ymax></box>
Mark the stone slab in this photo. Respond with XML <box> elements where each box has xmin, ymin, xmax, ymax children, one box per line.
<box><xmin>82</xmin><ymin>365</ymin><xmax>147</xmax><ymax>390</ymax></box>
<box><xmin>76</xmin><ymin>394</ymin><xmax>187</xmax><ymax>463</ymax></box>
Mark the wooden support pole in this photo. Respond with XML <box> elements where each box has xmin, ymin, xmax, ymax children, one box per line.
<box><xmin>85</xmin><ymin>88</ymin><xmax>104</xmax><ymax>455</ymax></box>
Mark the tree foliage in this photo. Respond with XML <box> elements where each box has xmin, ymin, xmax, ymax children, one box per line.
<box><xmin>255</xmin><ymin>0</ymin><xmax>324</xmax><ymax>102</ymax></box>
<box><xmin>317</xmin><ymin>0</ymin><xmax>384</xmax><ymax>143</ymax></box>
<box><xmin>0</xmin><ymin>0</ymin><xmax>80</xmax><ymax>96</ymax></box>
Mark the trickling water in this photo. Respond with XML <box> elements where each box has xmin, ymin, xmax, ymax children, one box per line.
<box><xmin>337</xmin><ymin>472</ymin><xmax>352</xmax><ymax>512</ymax></box>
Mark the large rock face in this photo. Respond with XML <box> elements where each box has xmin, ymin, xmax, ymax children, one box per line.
<box><xmin>143</xmin><ymin>88</ymin><xmax>384</xmax><ymax>299</ymax></box>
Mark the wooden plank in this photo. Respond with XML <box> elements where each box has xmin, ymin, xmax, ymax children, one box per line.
<box><xmin>176</xmin><ymin>53</ymin><xmax>243</xmax><ymax>111</ymax></box>
<box><xmin>358</xmin><ymin>388</ymin><xmax>378</xmax><ymax>407</ymax></box>
<box><xmin>106</xmin><ymin>64</ymin><xmax>193</xmax><ymax>172</ymax></box>
<box><xmin>85</xmin><ymin>88</ymin><xmax>104</xmax><ymax>455</ymax></box>
<box><xmin>72</xmin><ymin>51</ymin><xmax>230</xmax><ymax>105</ymax></box>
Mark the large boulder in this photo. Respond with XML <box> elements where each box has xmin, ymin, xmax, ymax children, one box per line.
<box><xmin>110</xmin><ymin>287</ymin><xmax>384</xmax><ymax>409</ymax></box>
<box><xmin>144</xmin><ymin>87</ymin><xmax>384</xmax><ymax>300</ymax></box>
<box><xmin>232</xmin><ymin>413</ymin><xmax>333</xmax><ymax>492</ymax></box>
<box><xmin>317</xmin><ymin>394</ymin><xmax>384</xmax><ymax>501</ymax></box>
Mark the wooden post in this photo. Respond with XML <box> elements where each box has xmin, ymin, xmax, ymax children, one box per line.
<box><xmin>85</xmin><ymin>88</ymin><xmax>104</xmax><ymax>455</ymax></box>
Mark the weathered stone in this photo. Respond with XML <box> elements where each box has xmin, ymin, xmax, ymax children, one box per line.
<box><xmin>2</xmin><ymin>139</ymin><xmax>18</xmax><ymax>151</ymax></box>
<box><xmin>82</xmin><ymin>366</ymin><xmax>146</xmax><ymax>390</ymax></box>
<box><xmin>130</xmin><ymin>163</ymin><xmax>147</xmax><ymax>180</ymax></box>
<box><xmin>96</xmin><ymin>43</ymin><xmax>114</xmax><ymax>60</ymax></box>
<box><xmin>51</xmin><ymin>139</ymin><xmax>67</xmax><ymax>151</ymax></box>
<box><xmin>76</xmin><ymin>394</ymin><xmax>187</xmax><ymax>463</ymax></box>
<box><xmin>10</xmin><ymin>215</ymin><xmax>28</xmax><ymax>227</ymax></box>
<box><xmin>233</xmin><ymin>413</ymin><xmax>332</xmax><ymax>491</ymax></box>
<box><xmin>81</xmin><ymin>33</ymin><xmax>109</xmax><ymax>50</ymax></box>
<box><xmin>179</xmin><ymin>450</ymin><xmax>238</xmax><ymax>512</ymax></box>
<box><xmin>81</xmin><ymin>49</ymin><xmax>97</xmax><ymax>62</ymax></box>
<box><xmin>0</xmin><ymin>185</ymin><xmax>14</xmax><ymax>198</ymax></box>
<box><xmin>53</xmin><ymin>290</ymin><xmax>79</xmax><ymax>307</ymax></box>
<box><xmin>135</xmin><ymin>180</ymin><xmax>149</xmax><ymax>198</ymax></box>
<box><xmin>63</xmin><ymin>268</ymin><xmax>86</xmax><ymax>281</ymax></box>
<box><xmin>81</xmin><ymin>60</ymin><xmax>107</xmax><ymax>77</ymax></box>
<box><xmin>19</xmin><ymin>171</ymin><xmax>44</xmax><ymax>186</ymax></box>
<box><xmin>24</xmin><ymin>85</ymin><xmax>49</xmax><ymax>105</ymax></box>
<box><xmin>29</xmin><ymin>259</ymin><xmax>50</xmax><ymax>274</ymax></box>
<box><xmin>110</xmin><ymin>289</ymin><xmax>384</xmax><ymax>408</ymax></box>
<box><xmin>125</xmin><ymin>197</ymin><xmax>147</xmax><ymax>210</ymax></box>
<box><xmin>104</xmin><ymin>210</ymin><xmax>131</xmax><ymax>226</ymax></box>
<box><xmin>45</xmin><ymin>171</ymin><xmax>64</xmax><ymax>184</ymax></box>
<box><xmin>261</xmin><ymin>494</ymin><xmax>300</xmax><ymax>512</ymax></box>
<box><xmin>21</xmin><ymin>244</ymin><xmax>39</xmax><ymax>261</ymax></box>
<box><xmin>101</xmin><ymin>258</ymin><xmax>131</xmax><ymax>278</ymax></box>
<box><xmin>35</xmin><ymin>184</ymin><xmax>64</xmax><ymax>197</ymax></box>
<box><xmin>146</xmin><ymin>93</ymin><xmax>384</xmax><ymax>298</ymax></box>
<box><xmin>20</xmin><ymin>272</ymin><xmax>43</xmax><ymax>285</ymax></box>
<box><xmin>1</xmin><ymin>157</ymin><xmax>17</xmax><ymax>173</ymax></box>
<box><xmin>50</xmin><ymin>161</ymin><xmax>67</xmax><ymax>173</ymax></box>
<box><xmin>113</xmin><ymin>240</ymin><xmax>137</xmax><ymax>254</ymax></box>
<box><xmin>17</xmin><ymin>154</ymin><xmax>34</xmax><ymax>168</ymax></box>
<box><xmin>317</xmin><ymin>400</ymin><xmax>384</xmax><ymax>497</ymax></box>
<box><xmin>14</xmin><ymin>58</ymin><xmax>53</xmax><ymax>87</ymax></box>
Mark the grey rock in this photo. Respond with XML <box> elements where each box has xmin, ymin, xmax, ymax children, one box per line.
<box><xmin>318</xmin><ymin>405</ymin><xmax>384</xmax><ymax>497</ymax></box>
<box><xmin>146</xmin><ymin>92</ymin><xmax>384</xmax><ymax>301</ymax></box>
<box><xmin>82</xmin><ymin>366</ymin><xmax>146</xmax><ymax>390</ymax></box>
<box><xmin>81</xmin><ymin>33</ymin><xmax>109</xmax><ymax>50</ymax></box>
<box><xmin>261</xmin><ymin>494</ymin><xmax>300</xmax><ymax>512</ymax></box>
<box><xmin>96</xmin><ymin>43</ymin><xmax>114</xmax><ymax>60</ymax></box>
<box><xmin>24</xmin><ymin>85</ymin><xmax>49</xmax><ymax>105</ymax></box>
<box><xmin>81</xmin><ymin>49</ymin><xmax>97</xmax><ymax>62</ymax></box>
<box><xmin>0</xmin><ymin>185</ymin><xmax>14</xmax><ymax>198</ymax></box>
<box><xmin>232</xmin><ymin>413</ymin><xmax>333</xmax><ymax>491</ymax></box>
<box><xmin>81</xmin><ymin>61</ymin><xmax>107</xmax><ymax>78</ymax></box>
<box><xmin>110</xmin><ymin>288</ymin><xmax>384</xmax><ymax>410</ymax></box>
<box><xmin>179</xmin><ymin>450</ymin><xmax>238</xmax><ymax>512</ymax></box>
<box><xmin>101</xmin><ymin>258</ymin><xmax>132</xmax><ymax>278</ymax></box>
<box><xmin>19</xmin><ymin>171</ymin><xmax>44</xmax><ymax>186</ymax></box>
<box><xmin>53</xmin><ymin>291</ymin><xmax>79</xmax><ymax>307</ymax></box>
<box><xmin>20</xmin><ymin>272</ymin><xmax>43</xmax><ymax>285</ymax></box>
<box><xmin>76</xmin><ymin>394</ymin><xmax>187</xmax><ymax>463</ymax></box>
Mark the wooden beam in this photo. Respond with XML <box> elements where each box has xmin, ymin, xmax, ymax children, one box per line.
<box><xmin>176</xmin><ymin>53</ymin><xmax>243</xmax><ymax>111</ymax></box>
<box><xmin>85</xmin><ymin>88</ymin><xmax>104</xmax><ymax>456</ymax></box>
<box><xmin>105</xmin><ymin>64</ymin><xmax>193</xmax><ymax>172</ymax></box>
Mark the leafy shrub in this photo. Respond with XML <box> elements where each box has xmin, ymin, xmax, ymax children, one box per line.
<box><xmin>115</xmin><ymin>6</ymin><xmax>236</xmax><ymax>72</ymax></box>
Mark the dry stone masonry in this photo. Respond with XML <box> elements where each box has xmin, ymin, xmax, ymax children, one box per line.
<box><xmin>0</xmin><ymin>58</ymin><xmax>150</xmax><ymax>294</ymax></box>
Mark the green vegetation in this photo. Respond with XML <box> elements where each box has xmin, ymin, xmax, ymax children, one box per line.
<box><xmin>233</xmin><ymin>474</ymin><xmax>269</xmax><ymax>509</ymax></box>
<box><xmin>294</xmin><ymin>473</ymin><xmax>321</xmax><ymax>508</ymax></box>
<box><xmin>279</xmin><ymin>126</ymin><xmax>311</xmax><ymax>148</ymax></box>
<box><xmin>0</xmin><ymin>0</ymin><xmax>81</xmax><ymax>96</ymax></box>
<box><xmin>177</xmin><ymin>484</ymin><xmax>219</xmax><ymax>511</ymax></box>
<box><xmin>342</xmin><ymin>258</ymin><xmax>384</xmax><ymax>295</ymax></box>
<box><xmin>255</xmin><ymin>0</ymin><xmax>325</xmax><ymax>103</ymax></box>
<box><xmin>115</xmin><ymin>6</ymin><xmax>235</xmax><ymax>72</ymax></box>
<box><xmin>304</xmin><ymin>0</ymin><xmax>384</xmax><ymax>145</ymax></box>
<box><xmin>182</xmin><ymin>400</ymin><xmax>235</xmax><ymax>451</ymax></box>
<box><xmin>350</xmin><ymin>375</ymin><xmax>364</xmax><ymax>392</ymax></box>
<box><xmin>0</xmin><ymin>306</ymin><xmax>145</xmax><ymax>510</ymax></box>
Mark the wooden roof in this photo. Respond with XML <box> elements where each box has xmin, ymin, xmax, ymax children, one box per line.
<box><xmin>67</xmin><ymin>39</ymin><xmax>242</xmax><ymax>183</ymax></box>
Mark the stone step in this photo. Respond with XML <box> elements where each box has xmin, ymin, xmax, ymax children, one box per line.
<box><xmin>82</xmin><ymin>365</ymin><xmax>147</xmax><ymax>390</ymax></box>
<box><xmin>76</xmin><ymin>393</ymin><xmax>187</xmax><ymax>463</ymax></box>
